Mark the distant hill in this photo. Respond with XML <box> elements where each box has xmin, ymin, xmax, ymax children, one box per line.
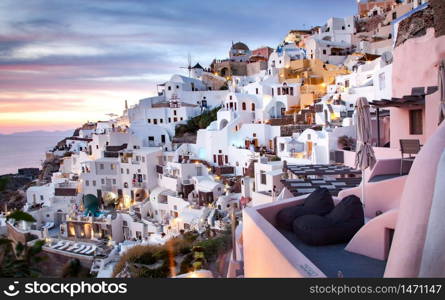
<box><xmin>0</xmin><ymin>129</ymin><xmax>75</xmax><ymax>137</ymax></box>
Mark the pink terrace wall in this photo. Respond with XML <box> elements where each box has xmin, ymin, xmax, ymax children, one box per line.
<box><xmin>243</xmin><ymin>196</ymin><xmax>326</xmax><ymax>277</ymax></box>
<box><xmin>385</xmin><ymin>122</ymin><xmax>445</xmax><ymax>277</ymax></box>
<box><xmin>345</xmin><ymin>210</ymin><xmax>398</xmax><ymax>260</ymax></box>
<box><xmin>390</xmin><ymin>28</ymin><xmax>445</xmax><ymax>148</ymax></box>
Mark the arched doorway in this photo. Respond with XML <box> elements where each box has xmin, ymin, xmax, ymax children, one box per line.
<box><xmin>220</xmin><ymin>67</ymin><xmax>229</xmax><ymax>77</ymax></box>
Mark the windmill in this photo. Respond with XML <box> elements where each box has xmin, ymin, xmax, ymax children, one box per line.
<box><xmin>180</xmin><ymin>53</ymin><xmax>192</xmax><ymax>77</ymax></box>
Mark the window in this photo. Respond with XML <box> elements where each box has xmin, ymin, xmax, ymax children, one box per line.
<box><xmin>101</xmin><ymin>178</ymin><xmax>105</xmax><ymax>184</ymax></box>
<box><xmin>160</xmin><ymin>119</ymin><xmax>163</xmax><ymax>123</ymax></box>
<box><xmin>280</xmin><ymin>143</ymin><xmax>285</xmax><ymax>151</ymax></box>
<box><xmin>251</xmin><ymin>103</ymin><xmax>255</xmax><ymax>111</ymax></box>
<box><xmin>323</xmin><ymin>49</ymin><xmax>327</xmax><ymax>55</ymax></box>
<box><xmin>86</xmin><ymin>180</ymin><xmax>89</xmax><ymax>186</ymax></box>
<box><xmin>168</xmin><ymin>86</ymin><xmax>171</xmax><ymax>91</ymax></box>
<box><xmin>345</xmin><ymin>80</ymin><xmax>350</xmax><ymax>88</ymax></box>
<box><xmin>168</xmin><ymin>117</ymin><xmax>171</xmax><ymax>123</ymax></box>
<box><xmin>342</xmin><ymin>26</ymin><xmax>345</xmax><ymax>30</ymax></box>
<box><xmin>161</xmin><ymin>135</ymin><xmax>166</xmax><ymax>143</ymax></box>
<box><xmin>225</xmin><ymin>155</ymin><xmax>228</xmax><ymax>164</ymax></box>
<box><xmin>111</xmin><ymin>164</ymin><xmax>115</xmax><ymax>170</ymax></box>
<box><xmin>255</xmin><ymin>88</ymin><xmax>259</xmax><ymax>94</ymax></box>
<box><xmin>113</xmin><ymin>179</ymin><xmax>116</xmax><ymax>185</ymax></box>
<box><xmin>92</xmin><ymin>180</ymin><xmax>96</xmax><ymax>187</ymax></box>
<box><xmin>272</xmin><ymin>88</ymin><xmax>274</xmax><ymax>96</ymax></box>
<box><xmin>174</xmin><ymin>110</ymin><xmax>177</xmax><ymax>116</ymax></box>
<box><xmin>242</xmin><ymin>102</ymin><xmax>246</xmax><ymax>110</ymax></box>
<box><xmin>392</xmin><ymin>12</ymin><xmax>397</xmax><ymax>20</ymax></box>
<box><xmin>153</xmin><ymin>119</ymin><xmax>157</xmax><ymax>125</ymax></box>
<box><xmin>277</xmin><ymin>88</ymin><xmax>281</xmax><ymax>96</ymax></box>
<box><xmin>121</xmin><ymin>168</ymin><xmax>124</xmax><ymax>174</ymax></box>
<box><xmin>173</xmin><ymin>117</ymin><xmax>177</xmax><ymax>122</ymax></box>
<box><xmin>213</xmin><ymin>155</ymin><xmax>217</xmax><ymax>163</ymax></box>
<box><xmin>176</xmin><ymin>85</ymin><xmax>179</xmax><ymax>89</ymax></box>
<box><xmin>409</xmin><ymin>109</ymin><xmax>423</xmax><ymax>135</ymax></box>
<box><xmin>142</xmin><ymin>157</ymin><xmax>145</xmax><ymax>163</ymax></box>
<box><xmin>40</xmin><ymin>195</ymin><xmax>44</xmax><ymax>201</ymax></box>
<box><xmin>229</xmin><ymin>95</ymin><xmax>232</xmax><ymax>100</ymax></box>
<box><xmin>100</xmin><ymin>164</ymin><xmax>104</xmax><ymax>170</ymax></box>
<box><xmin>180</xmin><ymin>117</ymin><xmax>183</xmax><ymax>121</ymax></box>
<box><xmin>147</xmin><ymin>119</ymin><xmax>151</xmax><ymax>123</ymax></box>
<box><xmin>173</xmin><ymin>205</ymin><xmax>177</xmax><ymax>211</ymax></box>
<box><xmin>127</xmin><ymin>169</ymin><xmax>130</xmax><ymax>174</ymax></box>
<box><xmin>260</xmin><ymin>171</ymin><xmax>266</xmax><ymax>185</ymax></box>
<box><xmin>290</xmin><ymin>87</ymin><xmax>294</xmax><ymax>96</ymax></box>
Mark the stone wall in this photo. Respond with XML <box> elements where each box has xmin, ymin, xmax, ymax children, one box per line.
<box><xmin>395</xmin><ymin>0</ymin><xmax>445</xmax><ymax>47</ymax></box>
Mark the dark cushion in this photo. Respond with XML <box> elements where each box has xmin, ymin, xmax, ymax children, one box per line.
<box><xmin>276</xmin><ymin>188</ymin><xmax>334</xmax><ymax>231</ymax></box>
<box><xmin>292</xmin><ymin>195</ymin><xmax>364</xmax><ymax>246</ymax></box>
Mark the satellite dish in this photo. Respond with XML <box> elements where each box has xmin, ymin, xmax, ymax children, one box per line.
<box><xmin>381</xmin><ymin>51</ymin><xmax>393</xmax><ymax>65</ymax></box>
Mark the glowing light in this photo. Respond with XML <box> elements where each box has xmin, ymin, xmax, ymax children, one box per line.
<box><xmin>123</xmin><ymin>195</ymin><xmax>132</xmax><ymax>209</ymax></box>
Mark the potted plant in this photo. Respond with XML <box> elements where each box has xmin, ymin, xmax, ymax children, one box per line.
<box><xmin>337</xmin><ymin>135</ymin><xmax>354</xmax><ymax>151</ymax></box>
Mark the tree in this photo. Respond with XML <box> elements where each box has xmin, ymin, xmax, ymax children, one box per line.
<box><xmin>61</xmin><ymin>259</ymin><xmax>82</xmax><ymax>278</ymax></box>
<box><xmin>2</xmin><ymin>211</ymin><xmax>45</xmax><ymax>277</ymax></box>
<box><xmin>0</xmin><ymin>238</ymin><xmax>45</xmax><ymax>277</ymax></box>
<box><xmin>6</xmin><ymin>210</ymin><xmax>36</xmax><ymax>223</ymax></box>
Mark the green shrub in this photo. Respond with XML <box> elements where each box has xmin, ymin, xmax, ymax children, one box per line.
<box><xmin>175</xmin><ymin>106</ymin><xmax>221</xmax><ymax>137</ymax></box>
<box><xmin>179</xmin><ymin>253</ymin><xmax>194</xmax><ymax>274</ymax></box>
<box><xmin>0</xmin><ymin>177</ymin><xmax>9</xmax><ymax>191</ymax></box>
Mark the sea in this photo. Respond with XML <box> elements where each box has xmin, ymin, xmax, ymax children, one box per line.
<box><xmin>0</xmin><ymin>134</ymin><xmax>68</xmax><ymax>175</ymax></box>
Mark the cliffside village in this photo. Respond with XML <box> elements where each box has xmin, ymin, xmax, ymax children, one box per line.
<box><xmin>2</xmin><ymin>0</ymin><xmax>445</xmax><ymax>278</ymax></box>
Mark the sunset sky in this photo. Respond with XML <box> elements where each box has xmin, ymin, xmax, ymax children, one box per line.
<box><xmin>0</xmin><ymin>0</ymin><xmax>356</xmax><ymax>134</ymax></box>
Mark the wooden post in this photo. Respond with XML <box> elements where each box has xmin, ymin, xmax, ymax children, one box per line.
<box><xmin>376</xmin><ymin>108</ymin><xmax>381</xmax><ymax>147</ymax></box>
<box><xmin>231</xmin><ymin>203</ymin><xmax>237</xmax><ymax>261</ymax></box>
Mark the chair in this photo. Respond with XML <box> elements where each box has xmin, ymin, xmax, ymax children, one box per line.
<box><xmin>399</xmin><ymin>139</ymin><xmax>421</xmax><ymax>175</ymax></box>
<box><xmin>292</xmin><ymin>195</ymin><xmax>364</xmax><ymax>246</ymax></box>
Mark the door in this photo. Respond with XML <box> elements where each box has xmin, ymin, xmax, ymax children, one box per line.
<box><xmin>97</xmin><ymin>189</ymin><xmax>102</xmax><ymax>202</ymax></box>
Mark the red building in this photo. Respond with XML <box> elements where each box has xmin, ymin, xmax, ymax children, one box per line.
<box><xmin>251</xmin><ymin>46</ymin><xmax>274</xmax><ymax>60</ymax></box>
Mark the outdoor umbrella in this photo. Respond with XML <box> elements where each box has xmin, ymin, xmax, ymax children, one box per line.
<box><xmin>354</xmin><ymin>97</ymin><xmax>376</xmax><ymax>209</ymax></box>
<box><xmin>439</xmin><ymin>60</ymin><xmax>445</xmax><ymax>125</ymax></box>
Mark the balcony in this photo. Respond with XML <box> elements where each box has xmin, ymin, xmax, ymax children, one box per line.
<box><xmin>101</xmin><ymin>185</ymin><xmax>118</xmax><ymax>192</ymax></box>
<box><xmin>133</xmin><ymin>182</ymin><xmax>146</xmax><ymax>188</ymax></box>
<box><xmin>243</xmin><ymin>196</ymin><xmax>386</xmax><ymax>277</ymax></box>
